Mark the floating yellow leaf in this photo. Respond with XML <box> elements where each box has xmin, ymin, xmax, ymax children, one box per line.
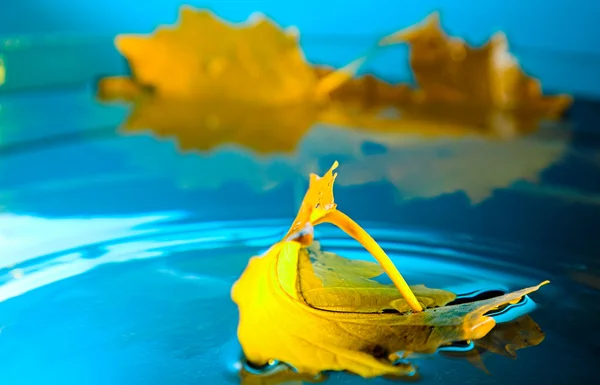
<box><xmin>97</xmin><ymin>9</ymin><xmax>570</xmax><ymax>206</ymax></box>
<box><xmin>99</xmin><ymin>8</ymin><xmax>572</xmax><ymax>158</ymax></box>
<box><xmin>380</xmin><ymin>12</ymin><xmax>572</xmax><ymax>115</ymax></box>
<box><xmin>114</xmin><ymin>6</ymin><xmax>358</xmax><ymax>104</ymax></box>
<box><xmin>115</xmin><ymin>7</ymin><xmax>311</xmax><ymax>103</ymax></box>
<box><xmin>231</xmin><ymin>162</ymin><xmax>549</xmax><ymax>378</ymax></box>
<box><xmin>232</xmin><ymin>236</ymin><xmax>548</xmax><ymax>378</ymax></box>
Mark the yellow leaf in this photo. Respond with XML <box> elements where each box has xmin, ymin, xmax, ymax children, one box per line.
<box><xmin>100</xmin><ymin>9</ymin><xmax>569</xmax><ymax>151</ymax></box>
<box><xmin>114</xmin><ymin>7</ymin><xmax>361</xmax><ymax>104</ymax></box>
<box><xmin>115</xmin><ymin>7</ymin><xmax>317</xmax><ymax>103</ymax></box>
<box><xmin>231</xmin><ymin>163</ymin><xmax>550</xmax><ymax>378</ymax></box>
<box><xmin>380</xmin><ymin>12</ymin><xmax>572</xmax><ymax>115</ymax></box>
<box><xmin>232</xmin><ymin>239</ymin><xmax>549</xmax><ymax>378</ymax></box>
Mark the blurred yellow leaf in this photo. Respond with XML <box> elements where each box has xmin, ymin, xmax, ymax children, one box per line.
<box><xmin>231</xmin><ymin>163</ymin><xmax>549</xmax><ymax>378</ymax></box>
<box><xmin>380</xmin><ymin>12</ymin><xmax>572</xmax><ymax>115</ymax></box>
<box><xmin>97</xmin><ymin>9</ymin><xmax>572</xmax><ymax>207</ymax></box>
<box><xmin>100</xmin><ymin>8</ymin><xmax>572</xmax><ymax>156</ymax></box>
<box><xmin>114</xmin><ymin>7</ymin><xmax>358</xmax><ymax>104</ymax></box>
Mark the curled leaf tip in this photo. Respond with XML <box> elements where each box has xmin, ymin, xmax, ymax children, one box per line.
<box><xmin>285</xmin><ymin>161</ymin><xmax>339</xmax><ymax>243</ymax></box>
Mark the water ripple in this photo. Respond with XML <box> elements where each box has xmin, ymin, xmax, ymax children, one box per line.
<box><xmin>0</xmin><ymin>213</ymin><xmax>553</xmax><ymax>303</ymax></box>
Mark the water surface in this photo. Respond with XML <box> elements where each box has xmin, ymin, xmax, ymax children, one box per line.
<box><xmin>1</xmin><ymin>64</ymin><xmax>600</xmax><ymax>384</ymax></box>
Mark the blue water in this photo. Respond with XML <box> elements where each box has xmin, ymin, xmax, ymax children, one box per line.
<box><xmin>1</xmin><ymin>87</ymin><xmax>600</xmax><ymax>383</ymax></box>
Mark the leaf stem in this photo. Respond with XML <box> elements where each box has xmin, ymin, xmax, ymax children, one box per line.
<box><xmin>317</xmin><ymin>210</ymin><xmax>423</xmax><ymax>312</ymax></box>
<box><xmin>314</xmin><ymin>46</ymin><xmax>380</xmax><ymax>99</ymax></box>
